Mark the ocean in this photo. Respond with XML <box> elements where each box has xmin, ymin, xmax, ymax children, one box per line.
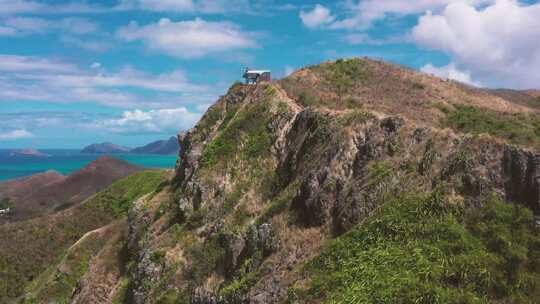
<box><xmin>0</xmin><ymin>149</ymin><xmax>178</xmax><ymax>182</ymax></box>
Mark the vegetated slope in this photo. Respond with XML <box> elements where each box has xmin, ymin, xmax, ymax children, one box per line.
<box><xmin>19</xmin><ymin>58</ymin><xmax>540</xmax><ymax>304</ymax></box>
<box><xmin>132</xmin><ymin>136</ymin><xmax>180</xmax><ymax>155</ymax></box>
<box><xmin>0</xmin><ymin>156</ymin><xmax>142</xmax><ymax>223</ymax></box>
<box><xmin>0</xmin><ymin>169</ymin><xmax>169</xmax><ymax>303</ymax></box>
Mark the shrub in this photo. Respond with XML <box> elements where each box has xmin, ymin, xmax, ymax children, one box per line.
<box><xmin>301</xmin><ymin>191</ymin><xmax>540</xmax><ymax>303</ymax></box>
<box><xmin>444</xmin><ymin>105</ymin><xmax>540</xmax><ymax>149</ymax></box>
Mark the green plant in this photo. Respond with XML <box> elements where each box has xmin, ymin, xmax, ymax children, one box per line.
<box><xmin>302</xmin><ymin>191</ymin><xmax>540</xmax><ymax>303</ymax></box>
<box><xmin>201</xmin><ymin>101</ymin><xmax>274</xmax><ymax>168</ymax></box>
<box><xmin>444</xmin><ymin>105</ymin><xmax>540</xmax><ymax>148</ymax></box>
<box><xmin>325</xmin><ymin>58</ymin><xmax>369</xmax><ymax>100</ymax></box>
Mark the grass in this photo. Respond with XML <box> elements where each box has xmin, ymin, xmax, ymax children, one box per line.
<box><xmin>24</xmin><ymin>226</ymin><xmax>114</xmax><ymax>303</ymax></box>
<box><xmin>324</xmin><ymin>59</ymin><xmax>369</xmax><ymax>98</ymax></box>
<box><xmin>299</xmin><ymin>191</ymin><xmax>540</xmax><ymax>303</ymax></box>
<box><xmin>0</xmin><ymin>170</ymin><xmax>168</xmax><ymax>303</ymax></box>
<box><xmin>93</xmin><ymin>170</ymin><xmax>169</xmax><ymax>216</ymax></box>
<box><xmin>444</xmin><ymin>105</ymin><xmax>540</xmax><ymax>149</ymax></box>
<box><xmin>201</xmin><ymin>100</ymin><xmax>273</xmax><ymax>168</ymax></box>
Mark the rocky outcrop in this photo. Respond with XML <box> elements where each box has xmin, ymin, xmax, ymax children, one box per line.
<box><xmin>503</xmin><ymin>145</ymin><xmax>540</xmax><ymax>212</ymax></box>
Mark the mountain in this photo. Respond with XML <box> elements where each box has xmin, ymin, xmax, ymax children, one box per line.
<box><xmin>8</xmin><ymin>148</ymin><xmax>50</xmax><ymax>157</ymax></box>
<box><xmin>131</xmin><ymin>136</ymin><xmax>180</xmax><ymax>155</ymax></box>
<box><xmin>0</xmin><ymin>156</ymin><xmax>142</xmax><ymax>223</ymax></box>
<box><xmin>80</xmin><ymin>142</ymin><xmax>131</xmax><ymax>154</ymax></box>
<box><xmin>4</xmin><ymin>58</ymin><xmax>540</xmax><ymax>303</ymax></box>
<box><xmin>0</xmin><ymin>170</ymin><xmax>170</xmax><ymax>303</ymax></box>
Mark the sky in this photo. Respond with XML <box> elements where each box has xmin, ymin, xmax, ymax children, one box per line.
<box><xmin>0</xmin><ymin>0</ymin><xmax>539</xmax><ymax>149</ymax></box>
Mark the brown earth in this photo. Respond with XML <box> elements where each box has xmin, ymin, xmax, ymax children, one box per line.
<box><xmin>0</xmin><ymin>156</ymin><xmax>142</xmax><ymax>223</ymax></box>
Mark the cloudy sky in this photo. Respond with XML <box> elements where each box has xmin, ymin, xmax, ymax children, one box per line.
<box><xmin>0</xmin><ymin>0</ymin><xmax>539</xmax><ymax>149</ymax></box>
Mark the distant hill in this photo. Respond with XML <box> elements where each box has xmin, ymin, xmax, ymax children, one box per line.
<box><xmin>131</xmin><ymin>136</ymin><xmax>179</xmax><ymax>155</ymax></box>
<box><xmin>80</xmin><ymin>142</ymin><xmax>131</xmax><ymax>154</ymax></box>
<box><xmin>0</xmin><ymin>156</ymin><xmax>141</xmax><ymax>223</ymax></box>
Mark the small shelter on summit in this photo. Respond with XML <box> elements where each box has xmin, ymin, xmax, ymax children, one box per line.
<box><xmin>243</xmin><ymin>68</ymin><xmax>271</xmax><ymax>85</ymax></box>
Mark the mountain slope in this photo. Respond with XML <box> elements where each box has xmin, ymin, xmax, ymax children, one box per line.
<box><xmin>0</xmin><ymin>169</ymin><xmax>169</xmax><ymax>303</ymax></box>
<box><xmin>115</xmin><ymin>58</ymin><xmax>539</xmax><ymax>304</ymax></box>
<box><xmin>0</xmin><ymin>156</ymin><xmax>142</xmax><ymax>223</ymax></box>
<box><xmin>131</xmin><ymin>136</ymin><xmax>180</xmax><ymax>155</ymax></box>
<box><xmin>12</xmin><ymin>58</ymin><xmax>540</xmax><ymax>304</ymax></box>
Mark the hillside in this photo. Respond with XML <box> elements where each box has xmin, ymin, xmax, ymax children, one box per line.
<box><xmin>0</xmin><ymin>156</ymin><xmax>142</xmax><ymax>223</ymax></box>
<box><xmin>0</xmin><ymin>169</ymin><xmax>170</xmax><ymax>303</ymax></box>
<box><xmin>132</xmin><ymin>136</ymin><xmax>180</xmax><ymax>155</ymax></box>
<box><xmin>7</xmin><ymin>58</ymin><xmax>540</xmax><ymax>304</ymax></box>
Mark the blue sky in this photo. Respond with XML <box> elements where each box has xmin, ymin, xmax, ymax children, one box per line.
<box><xmin>0</xmin><ymin>0</ymin><xmax>539</xmax><ymax>149</ymax></box>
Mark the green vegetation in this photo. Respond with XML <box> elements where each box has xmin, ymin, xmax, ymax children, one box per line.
<box><xmin>0</xmin><ymin>197</ymin><xmax>11</xmax><ymax>209</ymax></box>
<box><xmin>0</xmin><ymin>170</ymin><xmax>168</xmax><ymax>303</ymax></box>
<box><xmin>445</xmin><ymin>105</ymin><xmax>540</xmax><ymax>149</ymax></box>
<box><xmin>300</xmin><ymin>191</ymin><xmax>540</xmax><ymax>303</ymax></box>
<box><xmin>94</xmin><ymin>170</ymin><xmax>168</xmax><ymax>216</ymax></box>
<box><xmin>323</xmin><ymin>58</ymin><xmax>369</xmax><ymax>99</ymax></box>
<box><xmin>220</xmin><ymin>257</ymin><xmax>262</xmax><ymax>302</ymax></box>
<box><xmin>24</xmin><ymin>227</ymin><xmax>112</xmax><ymax>303</ymax></box>
<box><xmin>184</xmin><ymin>235</ymin><xmax>226</xmax><ymax>284</ymax></box>
<box><xmin>256</xmin><ymin>180</ymin><xmax>300</xmax><ymax>225</ymax></box>
<box><xmin>201</xmin><ymin>100</ymin><xmax>273</xmax><ymax>168</ymax></box>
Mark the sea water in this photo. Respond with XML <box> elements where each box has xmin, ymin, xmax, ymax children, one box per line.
<box><xmin>0</xmin><ymin>150</ymin><xmax>178</xmax><ymax>182</ymax></box>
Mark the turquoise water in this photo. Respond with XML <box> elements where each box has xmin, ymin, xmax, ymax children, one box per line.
<box><xmin>0</xmin><ymin>150</ymin><xmax>178</xmax><ymax>182</ymax></box>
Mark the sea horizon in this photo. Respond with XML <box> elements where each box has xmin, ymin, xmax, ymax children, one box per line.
<box><xmin>0</xmin><ymin>149</ymin><xmax>178</xmax><ymax>182</ymax></box>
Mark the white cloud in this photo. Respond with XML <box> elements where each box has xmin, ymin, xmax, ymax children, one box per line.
<box><xmin>329</xmin><ymin>0</ymin><xmax>492</xmax><ymax>29</ymax></box>
<box><xmin>117</xmin><ymin>0</ymin><xmax>252</xmax><ymax>14</ymax></box>
<box><xmin>0</xmin><ymin>54</ymin><xmax>219</xmax><ymax>108</ymax></box>
<box><xmin>0</xmin><ymin>55</ymin><xmax>76</xmax><ymax>72</ymax></box>
<box><xmin>300</xmin><ymin>4</ymin><xmax>335</xmax><ymax>29</ymax></box>
<box><xmin>412</xmin><ymin>0</ymin><xmax>540</xmax><ymax>89</ymax></box>
<box><xmin>2</xmin><ymin>17</ymin><xmax>98</xmax><ymax>36</ymax></box>
<box><xmin>117</xmin><ymin>18</ymin><xmax>257</xmax><ymax>58</ymax></box>
<box><xmin>421</xmin><ymin>63</ymin><xmax>481</xmax><ymax>86</ymax></box>
<box><xmin>93</xmin><ymin>108</ymin><xmax>202</xmax><ymax>134</ymax></box>
<box><xmin>90</xmin><ymin>62</ymin><xmax>101</xmax><ymax>69</ymax></box>
<box><xmin>0</xmin><ymin>129</ymin><xmax>33</xmax><ymax>140</ymax></box>
<box><xmin>0</xmin><ymin>0</ymin><xmax>105</xmax><ymax>15</ymax></box>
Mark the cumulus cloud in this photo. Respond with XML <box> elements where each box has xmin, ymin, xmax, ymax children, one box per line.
<box><xmin>412</xmin><ymin>0</ymin><xmax>540</xmax><ymax>89</ymax></box>
<box><xmin>328</xmin><ymin>0</ymin><xmax>492</xmax><ymax>29</ymax></box>
<box><xmin>421</xmin><ymin>63</ymin><xmax>482</xmax><ymax>87</ymax></box>
<box><xmin>300</xmin><ymin>4</ymin><xmax>335</xmax><ymax>29</ymax></box>
<box><xmin>0</xmin><ymin>129</ymin><xmax>33</xmax><ymax>140</ymax></box>
<box><xmin>117</xmin><ymin>18</ymin><xmax>257</xmax><ymax>58</ymax></box>
<box><xmin>93</xmin><ymin>108</ymin><xmax>202</xmax><ymax>134</ymax></box>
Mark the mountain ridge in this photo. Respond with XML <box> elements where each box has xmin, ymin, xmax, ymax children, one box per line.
<box><xmin>3</xmin><ymin>57</ymin><xmax>540</xmax><ymax>303</ymax></box>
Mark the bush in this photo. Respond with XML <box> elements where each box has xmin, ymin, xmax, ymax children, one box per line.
<box><xmin>445</xmin><ymin>105</ymin><xmax>540</xmax><ymax>149</ymax></box>
<box><xmin>301</xmin><ymin>191</ymin><xmax>540</xmax><ymax>303</ymax></box>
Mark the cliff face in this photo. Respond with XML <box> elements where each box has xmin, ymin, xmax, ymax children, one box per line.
<box><xmin>111</xmin><ymin>59</ymin><xmax>540</xmax><ymax>304</ymax></box>
<box><xmin>16</xmin><ymin>58</ymin><xmax>540</xmax><ymax>303</ymax></box>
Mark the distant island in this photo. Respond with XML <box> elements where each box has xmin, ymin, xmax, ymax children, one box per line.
<box><xmin>81</xmin><ymin>136</ymin><xmax>179</xmax><ymax>155</ymax></box>
<box><xmin>80</xmin><ymin>142</ymin><xmax>131</xmax><ymax>154</ymax></box>
<box><xmin>131</xmin><ymin>136</ymin><xmax>179</xmax><ymax>155</ymax></box>
<box><xmin>9</xmin><ymin>149</ymin><xmax>50</xmax><ymax>158</ymax></box>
